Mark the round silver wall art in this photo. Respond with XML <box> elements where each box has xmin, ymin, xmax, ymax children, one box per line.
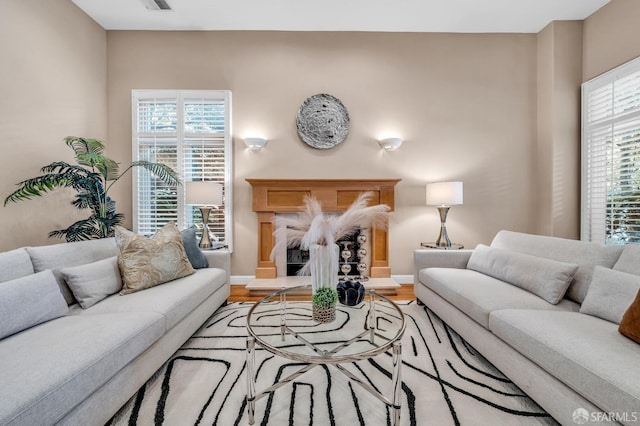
<box><xmin>296</xmin><ymin>94</ymin><xmax>350</xmax><ymax>149</ymax></box>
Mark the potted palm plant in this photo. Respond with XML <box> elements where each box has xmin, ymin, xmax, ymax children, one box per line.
<box><xmin>4</xmin><ymin>136</ymin><xmax>180</xmax><ymax>242</ymax></box>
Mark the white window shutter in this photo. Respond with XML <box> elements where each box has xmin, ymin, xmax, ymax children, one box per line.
<box><xmin>582</xmin><ymin>58</ymin><xmax>640</xmax><ymax>245</ymax></box>
<box><xmin>132</xmin><ymin>90</ymin><xmax>233</xmax><ymax>251</ymax></box>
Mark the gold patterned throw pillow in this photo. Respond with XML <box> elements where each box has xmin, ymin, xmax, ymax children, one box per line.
<box><xmin>115</xmin><ymin>223</ymin><xmax>195</xmax><ymax>295</ymax></box>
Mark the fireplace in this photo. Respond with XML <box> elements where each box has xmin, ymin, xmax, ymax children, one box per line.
<box><xmin>286</xmin><ymin>227</ymin><xmax>367</xmax><ymax>279</ymax></box>
<box><xmin>246</xmin><ymin>178</ymin><xmax>400</xmax><ymax>279</ymax></box>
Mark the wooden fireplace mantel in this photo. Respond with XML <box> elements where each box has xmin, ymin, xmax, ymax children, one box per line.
<box><xmin>246</xmin><ymin>178</ymin><xmax>401</xmax><ymax>279</ymax></box>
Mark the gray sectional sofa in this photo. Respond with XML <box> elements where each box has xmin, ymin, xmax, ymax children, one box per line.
<box><xmin>414</xmin><ymin>230</ymin><xmax>640</xmax><ymax>426</ymax></box>
<box><xmin>0</xmin><ymin>237</ymin><xmax>230</xmax><ymax>426</ymax></box>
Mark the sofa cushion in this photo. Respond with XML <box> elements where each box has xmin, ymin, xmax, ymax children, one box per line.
<box><xmin>70</xmin><ymin>267</ymin><xmax>226</xmax><ymax>330</ymax></box>
<box><xmin>619</xmin><ymin>290</ymin><xmax>640</xmax><ymax>344</ymax></box>
<box><xmin>580</xmin><ymin>266</ymin><xmax>640</xmax><ymax>324</ymax></box>
<box><xmin>418</xmin><ymin>267</ymin><xmax>579</xmax><ymax>329</ymax></box>
<box><xmin>60</xmin><ymin>256</ymin><xmax>123</xmax><ymax>309</ymax></box>
<box><xmin>467</xmin><ymin>244</ymin><xmax>577</xmax><ymax>304</ymax></box>
<box><xmin>489</xmin><ymin>310</ymin><xmax>640</xmax><ymax>417</ymax></box>
<box><xmin>490</xmin><ymin>230</ymin><xmax>623</xmax><ymax>303</ymax></box>
<box><xmin>614</xmin><ymin>244</ymin><xmax>640</xmax><ymax>276</ymax></box>
<box><xmin>27</xmin><ymin>238</ymin><xmax>118</xmax><ymax>305</ymax></box>
<box><xmin>0</xmin><ymin>248</ymin><xmax>34</xmax><ymax>283</ymax></box>
<box><xmin>180</xmin><ymin>226</ymin><xmax>209</xmax><ymax>269</ymax></box>
<box><xmin>0</xmin><ymin>270</ymin><xmax>68</xmax><ymax>339</ymax></box>
<box><xmin>0</xmin><ymin>311</ymin><xmax>164</xmax><ymax>426</ymax></box>
<box><xmin>115</xmin><ymin>224</ymin><xmax>195</xmax><ymax>295</ymax></box>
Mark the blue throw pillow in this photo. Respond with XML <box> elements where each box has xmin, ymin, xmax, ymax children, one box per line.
<box><xmin>180</xmin><ymin>227</ymin><xmax>209</xmax><ymax>269</ymax></box>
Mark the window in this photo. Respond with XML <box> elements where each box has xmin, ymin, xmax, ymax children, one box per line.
<box><xmin>132</xmin><ymin>90</ymin><xmax>233</xmax><ymax>250</ymax></box>
<box><xmin>582</xmin><ymin>57</ymin><xmax>640</xmax><ymax>245</ymax></box>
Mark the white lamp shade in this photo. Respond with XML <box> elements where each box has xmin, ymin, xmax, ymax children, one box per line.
<box><xmin>186</xmin><ymin>181</ymin><xmax>223</xmax><ymax>206</ymax></box>
<box><xmin>426</xmin><ymin>181</ymin><xmax>463</xmax><ymax>206</ymax></box>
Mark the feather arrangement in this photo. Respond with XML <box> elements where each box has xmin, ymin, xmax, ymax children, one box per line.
<box><xmin>271</xmin><ymin>191</ymin><xmax>390</xmax><ymax>275</ymax></box>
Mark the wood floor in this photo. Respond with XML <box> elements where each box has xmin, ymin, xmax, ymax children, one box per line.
<box><xmin>228</xmin><ymin>283</ymin><xmax>416</xmax><ymax>302</ymax></box>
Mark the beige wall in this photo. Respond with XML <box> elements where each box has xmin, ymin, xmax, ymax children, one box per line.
<box><xmin>0</xmin><ymin>0</ymin><xmax>107</xmax><ymax>250</ymax></box>
<box><xmin>8</xmin><ymin>1</ymin><xmax>627</xmax><ymax>277</ymax></box>
<box><xmin>583</xmin><ymin>0</ymin><xmax>640</xmax><ymax>81</ymax></box>
<box><xmin>536</xmin><ymin>21</ymin><xmax>583</xmax><ymax>239</ymax></box>
<box><xmin>107</xmin><ymin>31</ymin><xmax>538</xmax><ymax>276</ymax></box>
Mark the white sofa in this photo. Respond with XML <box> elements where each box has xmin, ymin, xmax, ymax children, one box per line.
<box><xmin>0</xmin><ymin>238</ymin><xmax>230</xmax><ymax>426</ymax></box>
<box><xmin>414</xmin><ymin>230</ymin><xmax>640</xmax><ymax>426</ymax></box>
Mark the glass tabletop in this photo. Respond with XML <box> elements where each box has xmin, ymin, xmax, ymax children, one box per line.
<box><xmin>246</xmin><ymin>285</ymin><xmax>405</xmax><ymax>364</ymax></box>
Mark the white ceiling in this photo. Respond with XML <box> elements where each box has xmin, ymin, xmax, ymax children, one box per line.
<box><xmin>72</xmin><ymin>0</ymin><xmax>610</xmax><ymax>33</ymax></box>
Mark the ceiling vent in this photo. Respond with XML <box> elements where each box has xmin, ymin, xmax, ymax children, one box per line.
<box><xmin>140</xmin><ymin>0</ymin><xmax>172</xmax><ymax>10</ymax></box>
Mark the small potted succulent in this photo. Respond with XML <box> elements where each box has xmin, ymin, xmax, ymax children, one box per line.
<box><xmin>312</xmin><ymin>286</ymin><xmax>338</xmax><ymax>323</ymax></box>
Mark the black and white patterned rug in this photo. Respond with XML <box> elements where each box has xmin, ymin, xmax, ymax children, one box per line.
<box><xmin>108</xmin><ymin>302</ymin><xmax>558</xmax><ymax>425</ymax></box>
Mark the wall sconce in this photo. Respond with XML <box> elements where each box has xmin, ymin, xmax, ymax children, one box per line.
<box><xmin>423</xmin><ymin>181</ymin><xmax>464</xmax><ymax>249</ymax></box>
<box><xmin>379</xmin><ymin>138</ymin><xmax>403</xmax><ymax>151</ymax></box>
<box><xmin>244</xmin><ymin>137</ymin><xmax>267</xmax><ymax>151</ymax></box>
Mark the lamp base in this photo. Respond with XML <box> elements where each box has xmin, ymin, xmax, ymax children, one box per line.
<box><xmin>435</xmin><ymin>205</ymin><xmax>451</xmax><ymax>247</ymax></box>
<box><xmin>425</xmin><ymin>205</ymin><xmax>462</xmax><ymax>249</ymax></box>
<box><xmin>197</xmin><ymin>206</ymin><xmax>217</xmax><ymax>249</ymax></box>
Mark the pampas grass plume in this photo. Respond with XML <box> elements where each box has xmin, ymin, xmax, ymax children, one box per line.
<box><xmin>270</xmin><ymin>192</ymin><xmax>389</xmax><ymax>265</ymax></box>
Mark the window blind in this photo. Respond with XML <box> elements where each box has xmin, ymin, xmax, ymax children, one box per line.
<box><xmin>582</xmin><ymin>57</ymin><xmax>640</xmax><ymax>244</ymax></box>
<box><xmin>132</xmin><ymin>90</ymin><xmax>233</xmax><ymax>250</ymax></box>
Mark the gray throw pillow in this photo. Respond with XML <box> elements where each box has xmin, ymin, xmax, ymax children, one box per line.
<box><xmin>580</xmin><ymin>266</ymin><xmax>640</xmax><ymax>324</ymax></box>
<box><xmin>613</xmin><ymin>244</ymin><xmax>640</xmax><ymax>276</ymax></box>
<box><xmin>467</xmin><ymin>244</ymin><xmax>578</xmax><ymax>304</ymax></box>
<box><xmin>0</xmin><ymin>270</ymin><xmax>68</xmax><ymax>339</ymax></box>
<box><xmin>180</xmin><ymin>226</ymin><xmax>209</xmax><ymax>269</ymax></box>
<box><xmin>0</xmin><ymin>248</ymin><xmax>34</xmax><ymax>283</ymax></box>
<box><xmin>60</xmin><ymin>257</ymin><xmax>123</xmax><ymax>309</ymax></box>
<box><xmin>27</xmin><ymin>238</ymin><xmax>118</xmax><ymax>305</ymax></box>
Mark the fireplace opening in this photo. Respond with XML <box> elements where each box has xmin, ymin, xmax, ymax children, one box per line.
<box><xmin>285</xmin><ymin>228</ymin><xmax>369</xmax><ymax>280</ymax></box>
<box><xmin>286</xmin><ymin>247</ymin><xmax>309</xmax><ymax>276</ymax></box>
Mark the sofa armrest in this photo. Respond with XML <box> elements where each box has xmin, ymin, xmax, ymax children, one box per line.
<box><xmin>413</xmin><ymin>249</ymin><xmax>473</xmax><ymax>284</ymax></box>
<box><xmin>202</xmin><ymin>249</ymin><xmax>231</xmax><ymax>285</ymax></box>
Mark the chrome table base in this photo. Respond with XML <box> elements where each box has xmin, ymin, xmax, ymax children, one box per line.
<box><xmin>245</xmin><ymin>289</ymin><xmax>404</xmax><ymax>425</ymax></box>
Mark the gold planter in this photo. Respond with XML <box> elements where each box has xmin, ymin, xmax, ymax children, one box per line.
<box><xmin>312</xmin><ymin>304</ymin><xmax>336</xmax><ymax>323</ymax></box>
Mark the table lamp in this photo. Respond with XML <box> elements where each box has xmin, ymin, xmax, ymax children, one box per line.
<box><xmin>425</xmin><ymin>181</ymin><xmax>463</xmax><ymax>248</ymax></box>
<box><xmin>185</xmin><ymin>181</ymin><xmax>223</xmax><ymax>249</ymax></box>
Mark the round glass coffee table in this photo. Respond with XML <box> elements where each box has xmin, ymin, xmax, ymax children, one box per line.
<box><xmin>245</xmin><ymin>284</ymin><xmax>406</xmax><ymax>425</ymax></box>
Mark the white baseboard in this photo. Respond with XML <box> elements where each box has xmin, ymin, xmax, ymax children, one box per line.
<box><xmin>392</xmin><ymin>274</ymin><xmax>414</xmax><ymax>284</ymax></box>
<box><xmin>230</xmin><ymin>275</ymin><xmax>254</xmax><ymax>285</ymax></box>
<box><xmin>231</xmin><ymin>274</ymin><xmax>414</xmax><ymax>285</ymax></box>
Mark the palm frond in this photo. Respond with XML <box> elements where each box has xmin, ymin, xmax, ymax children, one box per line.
<box><xmin>4</xmin><ymin>170</ymin><xmax>78</xmax><ymax>205</ymax></box>
<box><xmin>72</xmin><ymin>191</ymin><xmax>101</xmax><ymax>211</ymax></box>
<box><xmin>131</xmin><ymin>161</ymin><xmax>181</xmax><ymax>185</ymax></box>
<box><xmin>49</xmin><ymin>211</ymin><xmax>124</xmax><ymax>242</ymax></box>
<box><xmin>72</xmin><ymin>177</ymin><xmax>105</xmax><ymax>204</ymax></box>
<box><xmin>96</xmin><ymin>157</ymin><xmax>120</xmax><ymax>181</ymax></box>
<box><xmin>98</xmin><ymin>212</ymin><xmax>124</xmax><ymax>230</ymax></box>
<box><xmin>65</xmin><ymin>137</ymin><xmax>120</xmax><ymax>181</ymax></box>
<box><xmin>49</xmin><ymin>218</ymin><xmax>104</xmax><ymax>241</ymax></box>
<box><xmin>40</xmin><ymin>161</ymin><xmax>90</xmax><ymax>177</ymax></box>
<box><xmin>64</xmin><ymin>136</ymin><xmax>106</xmax><ymax>167</ymax></box>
